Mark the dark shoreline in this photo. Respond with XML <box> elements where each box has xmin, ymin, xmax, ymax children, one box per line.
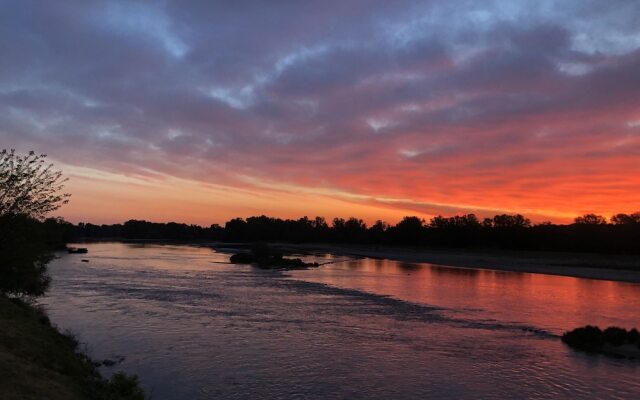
<box><xmin>0</xmin><ymin>297</ymin><xmax>145</xmax><ymax>400</ymax></box>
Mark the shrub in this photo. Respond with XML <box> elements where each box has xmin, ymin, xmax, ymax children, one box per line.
<box><xmin>561</xmin><ymin>326</ymin><xmax>604</xmax><ymax>352</ymax></box>
<box><xmin>563</xmin><ymin>325</ymin><xmax>640</xmax><ymax>354</ymax></box>
<box><xmin>627</xmin><ymin>328</ymin><xmax>640</xmax><ymax>344</ymax></box>
<box><xmin>105</xmin><ymin>372</ymin><xmax>146</xmax><ymax>400</ymax></box>
<box><xmin>603</xmin><ymin>327</ymin><xmax>628</xmax><ymax>347</ymax></box>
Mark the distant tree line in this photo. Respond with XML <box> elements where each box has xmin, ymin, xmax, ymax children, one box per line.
<box><xmin>73</xmin><ymin>211</ymin><xmax>640</xmax><ymax>254</ymax></box>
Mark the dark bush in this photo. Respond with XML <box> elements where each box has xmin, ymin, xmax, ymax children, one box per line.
<box><xmin>563</xmin><ymin>325</ymin><xmax>640</xmax><ymax>355</ymax></box>
<box><xmin>229</xmin><ymin>244</ymin><xmax>317</xmax><ymax>269</ymax></box>
<box><xmin>105</xmin><ymin>372</ymin><xmax>146</xmax><ymax>400</ymax></box>
<box><xmin>561</xmin><ymin>325</ymin><xmax>604</xmax><ymax>352</ymax></box>
<box><xmin>627</xmin><ymin>328</ymin><xmax>640</xmax><ymax>344</ymax></box>
<box><xmin>603</xmin><ymin>327</ymin><xmax>628</xmax><ymax>346</ymax></box>
<box><xmin>229</xmin><ymin>252</ymin><xmax>254</xmax><ymax>264</ymax></box>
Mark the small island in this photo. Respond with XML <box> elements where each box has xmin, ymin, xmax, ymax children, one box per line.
<box><xmin>229</xmin><ymin>244</ymin><xmax>319</xmax><ymax>270</ymax></box>
<box><xmin>67</xmin><ymin>247</ymin><xmax>89</xmax><ymax>254</ymax></box>
<box><xmin>562</xmin><ymin>326</ymin><xmax>640</xmax><ymax>359</ymax></box>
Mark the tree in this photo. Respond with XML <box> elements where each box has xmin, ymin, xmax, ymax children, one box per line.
<box><xmin>0</xmin><ymin>215</ymin><xmax>53</xmax><ymax>296</ymax></box>
<box><xmin>610</xmin><ymin>212</ymin><xmax>640</xmax><ymax>225</ymax></box>
<box><xmin>491</xmin><ymin>214</ymin><xmax>531</xmax><ymax>228</ymax></box>
<box><xmin>394</xmin><ymin>216</ymin><xmax>425</xmax><ymax>244</ymax></box>
<box><xmin>0</xmin><ymin>149</ymin><xmax>71</xmax><ymax>296</ymax></box>
<box><xmin>429</xmin><ymin>214</ymin><xmax>480</xmax><ymax>229</ymax></box>
<box><xmin>574</xmin><ymin>214</ymin><xmax>607</xmax><ymax>225</ymax></box>
<box><xmin>1</xmin><ymin>149</ymin><xmax>70</xmax><ymax>218</ymax></box>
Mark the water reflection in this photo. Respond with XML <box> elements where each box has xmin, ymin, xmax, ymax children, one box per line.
<box><xmin>42</xmin><ymin>243</ymin><xmax>640</xmax><ymax>400</ymax></box>
<box><xmin>290</xmin><ymin>257</ymin><xmax>640</xmax><ymax>335</ymax></box>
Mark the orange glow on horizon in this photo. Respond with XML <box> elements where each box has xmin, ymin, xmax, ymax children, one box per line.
<box><xmin>57</xmin><ymin>163</ymin><xmax>639</xmax><ymax>226</ymax></box>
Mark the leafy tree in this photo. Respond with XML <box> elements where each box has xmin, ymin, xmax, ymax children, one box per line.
<box><xmin>394</xmin><ymin>216</ymin><xmax>425</xmax><ymax>244</ymax></box>
<box><xmin>0</xmin><ymin>215</ymin><xmax>53</xmax><ymax>296</ymax></box>
<box><xmin>610</xmin><ymin>212</ymin><xmax>640</xmax><ymax>225</ymax></box>
<box><xmin>368</xmin><ymin>220</ymin><xmax>388</xmax><ymax>243</ymax></box>
<box><xmin>1</xmin><ymin>149</ymin><xmax>70</xmax><ymax>218</ymax></box>
<box><xmin>344</xmin><ymin>217</ymin><xmax>366</xmax><ymax>232</ymax></box>
<box><xmin>311</xmin><ymin>216</ymin><xmax>328</xmax><ymax>230</ymax></box>
<box><xmin>491</xmin><ymin>214</ymin><xmax>531</xmax><ymax>228</ymax></box>
<box><xmin>0</xmin><ymin>149</ymin><xmax>71</xmax><ymax>296</ymax></box>
<box><xmin>574</xmin><ymin>214</ymin><xmax>607</xmax><ymax>225</ymax></box>
<box><xmin>332</xmin><ymin>217</ymin><xmax>346</xmax><ymax>230</ymax></box>
<box><xmin>430</xmin><ymin>214</ymin><xmax>480</xmax><ymax>229</ymax></box>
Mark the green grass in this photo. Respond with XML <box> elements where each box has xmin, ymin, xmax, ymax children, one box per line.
<box><xmin>0</xmin><ymin>296</ymin><xmax>146</xmax><ymax>399</ymax></box>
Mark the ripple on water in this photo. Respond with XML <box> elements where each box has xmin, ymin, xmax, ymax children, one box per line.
<box><xmin>43</xmin><ymin>243</ymin><xmax>640</xmax><ymax>400</ymax></box>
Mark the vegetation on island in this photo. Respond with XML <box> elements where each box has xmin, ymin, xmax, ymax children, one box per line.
<box><xmin>0</xmin><ymin>149</ymin><xmax>146</xmax><ymax>399</ymax></box>
<box><xmin>562</xmin><ymin>326</ymin><xmax>640</xmax><ymax>359</ymax></box>
<box><xmin>228</xmin><ymin>244</ymin><xmax>319</xmax><ymax>269</ymax></box>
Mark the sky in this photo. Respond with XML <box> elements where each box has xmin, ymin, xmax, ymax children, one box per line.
<box><xmin>1</xmin><ymin>0</ymin><xmax>639</xmax><ymax>225</ymax></box>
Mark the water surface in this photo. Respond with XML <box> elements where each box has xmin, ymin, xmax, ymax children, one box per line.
<box><xmin>43</xmin><ymin>243</ymin><xmax>640</xmax><ymax>399</ymax></box>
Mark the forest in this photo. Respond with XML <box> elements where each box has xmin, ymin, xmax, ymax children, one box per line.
<box><xmin>72</xmin><ymin>212</ymin><xmax>640</xmax><ymax>254</ymax></box>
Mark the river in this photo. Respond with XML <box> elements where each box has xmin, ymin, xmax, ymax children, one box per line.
<box><xmin>43</xmin><ymin>242</ymin><xmax>640</xmax><ymax>399</ymax></box>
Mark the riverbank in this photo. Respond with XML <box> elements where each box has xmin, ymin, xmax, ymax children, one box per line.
<box><xmin>0</xmin><ymin>296</ymin><xmax>145</xmax><ymax>400</ymax></box>
<box><xmin>276</xmin><ymin>243</ymin><xmax>640</xmax><ymax>283</ymax></box>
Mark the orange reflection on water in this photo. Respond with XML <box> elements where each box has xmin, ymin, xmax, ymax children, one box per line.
<box><xmin>293</xmin><ymin>258</ymin><xmax>640</xmax><ymax>335</ymax></box>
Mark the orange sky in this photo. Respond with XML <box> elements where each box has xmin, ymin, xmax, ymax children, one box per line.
<box><xmin>57</xmin><ymin>163</ymin><xmax>639</xmax><ymax>226</ymax></box>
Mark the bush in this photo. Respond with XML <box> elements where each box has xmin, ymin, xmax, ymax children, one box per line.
<box><xmin>105</xmin><ymin>372</ymin><xmax>146</xmax><ymax>400</ymax></box>
<box><xmin>562</xmin><ymin>325</ymin><xmax>640</xmax><ymax>354</ymax></box>
<box><xmin>0</xmin><ymin>215</ymin><xmax>52</xmax><ymax>296</ymax></box>
<box><xmin>627</xmin><ymin>328</ymin><xmax>640</xmax><ymax>344</ymax></box>
<box><xmin>603</xmin><ymin>327</ymin><xmax>628</xmax><ymax>347</ymax></box>
<box><xmin>562</xmin><ymin>325</ymin><xmax>603</xmax><ymax>352</ymax></box>
<box><xmin>0</xmin><ymin>214</ymin><xmax>71</xmax><ymax>296</ymax></box>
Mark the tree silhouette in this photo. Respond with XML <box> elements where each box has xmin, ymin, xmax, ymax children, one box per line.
<box><xmin>72</xmin><ymin>210</ymin><xmax>640</xmax><ymax>254</ymax></box>
<box><xmin>1</xmin><ymin>149</ymin><xmax>70</xmax><ymax>218</ymax></box>
<box><xmin>490</xmin><ymin>214</ymin><xmax>531</xmax><ymax>228</ymax></box>
<box><xmin>611</xmin><ymin>212</ymin><xmax>640</xmax><ymax>225</ymax></box>
<box><xmin>574</xmin><ymin>214</ymin><xmax>607</xmax><ymax>225</ymax></box>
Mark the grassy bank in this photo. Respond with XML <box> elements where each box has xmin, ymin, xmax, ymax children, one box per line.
<box><xmin>0</xmin><ymin>296</ymin><xmax>145</xmax><ymax>400</ymax></box>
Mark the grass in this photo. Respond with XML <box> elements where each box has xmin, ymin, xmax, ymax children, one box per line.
<box><xmin>0</xmin><ymin>296</ymin><xmax>146</xmax><ymax>399</ymax></box>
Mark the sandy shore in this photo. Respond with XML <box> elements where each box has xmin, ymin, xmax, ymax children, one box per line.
<box><xmin>277</xmin><ymin>243</ymin><xmax>640</xmax><ymax>283</ymax></box>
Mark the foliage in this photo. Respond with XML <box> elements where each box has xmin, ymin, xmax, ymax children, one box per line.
<box><xmin>0</xmin><ymin>149</ymin><xmax>70</xmax><ymax>219</ymax></box>
<box><xmin>561</xmin><ymin>325</ymin><xmax>605</xmax><ymax>352</ymax></box>
<box><xmin>104</xmin><ymin>373</ymin><xmax>147</xmax><ymax>400</ymax></box>
<box><xmin>562</xmin><ymin>325</ymin><xmax>640</xmax><ymax>354</ymax></box>
<box><xmin>0</xmin><ymin>214</ymin><xmax>73</xmax><ymax>296</ymax></box>
<box><xmin>488</xmin><ymin>214</ymin><xmax>531</xmax><ymax>228</ymax></box>
<box><xmin>574</xmin><ymin>213</ymin><xmax>607</xmax><ymax>225</ymax></box>
<box><xmin>229</xmin><ymin>244</ymin><xmax>318</xmax><ymax>269</ymax></box>
<box><xmin>611</xmin><ymin>213</ymin><xmax>640</xmax><ymax>225</ymax></box>
<box><xmin>0</xmin><ymin>149</ymin><xmax>73</xmax><ymax>296</ymax></box>
<box><xmin>72</xmin><ymin>210</ymin><xmax>640</xmax><ymax>254</ymax></box>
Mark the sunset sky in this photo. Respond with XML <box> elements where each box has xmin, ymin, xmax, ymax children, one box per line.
<box><xmin>1</xmin><ymin>1</ymin><xmax>639</xmax><ymax>225</ymax></box>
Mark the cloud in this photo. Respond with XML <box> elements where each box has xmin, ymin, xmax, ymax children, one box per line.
<box><xmin>1</xmin><ymin>0</ymin><xmax>639</xmax><ymax>222</ymax></box>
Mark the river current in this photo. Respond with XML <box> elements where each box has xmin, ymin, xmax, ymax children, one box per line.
<box><xmin>43</xmin><ymin>242</ymin><xmax>640</xmax><ymax>399</ymax></box>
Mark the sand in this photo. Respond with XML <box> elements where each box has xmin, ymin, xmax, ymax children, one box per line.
<box><xmin>278</xmin><ymin>243</ymin><xmax>640</xmax><ymax>283</ymax></box>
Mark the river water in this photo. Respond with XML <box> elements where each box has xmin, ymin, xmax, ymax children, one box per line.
<box><xmin>42</xmin><ymin>242</ymin><xmax>640</xmax><ymax>399</ymax></box>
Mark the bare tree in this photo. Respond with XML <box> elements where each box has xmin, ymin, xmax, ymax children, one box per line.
<box><xmin>0</xmin><ymin>149</ymin><xmax>70</xmax><ymax>218</ymax></box>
